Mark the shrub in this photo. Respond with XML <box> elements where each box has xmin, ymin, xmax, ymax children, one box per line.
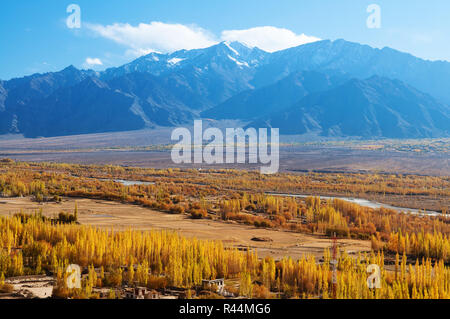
<box><xmin>0</xmin><ymin>283</ymin><xmax>13</xmax><ymax>293</ymax></box>
<box><xmin>147</xmin><ymin>275</ymin><xmax>168</xmax><ymax>289</ymax></box>
<box><xmin>190</xmin><ymin>209</ymin><xmax>207</xmax><ymax>219</ymax></box>
<box><xmin>252</xmin><ymin>284</ymin><xmax>271</xmax><ymax>299</ymax></box>
<box><xmin>169</xmin><ymin>205</ymin><xmax>185</xmax><ymax>214</ymax></box>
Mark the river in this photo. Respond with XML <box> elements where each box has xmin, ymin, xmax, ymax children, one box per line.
<box><xmin>266</xmin><ymin>193</ymin><xmax>441</xmax><ymax>217</ymax></box>
<box><xmin>97</xmin><ymin>178</ymin><xmax>155</xmax><ymax>186</ymax></box>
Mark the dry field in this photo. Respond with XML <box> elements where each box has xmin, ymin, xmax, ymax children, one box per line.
<box><xmin>0</xmin><ymin>196</ymin><xmax>371</xmax><ymax>261</ymax></box>
<box><xmin>0</xmin><ymin>129</ymin><xmax>448</xmax><ymax>176</ymax></box>
<box><xmin>0</xmin><ymin>147</ymin><xmax>447</xmax><ymax>176</ymax></box>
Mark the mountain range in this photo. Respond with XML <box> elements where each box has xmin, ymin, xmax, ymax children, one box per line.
<box><xmin>0</xmin><ymin>39</ymin><xmax>449</xmax><ymax>138</ymax></box>
<box><xmin>249</xmin><ymin>76</ymin><xmax>450</xmax><ymax>138</ymax></box>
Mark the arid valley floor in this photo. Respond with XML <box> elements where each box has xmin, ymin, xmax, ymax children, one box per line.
<box><xmin>0</xmin><ymin>130</ymin><xmax>448</xmax><ymax>299</ymax></box>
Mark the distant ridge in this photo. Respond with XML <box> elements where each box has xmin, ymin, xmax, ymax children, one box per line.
<box><xmin>249</xmin><ymin>76</ymin><xmax>450</xmax><ymax>138</ymax></box>
<box><xmin>0</xmin><ymin>40</ymin><xmax>449</xmax><ymax>138</ymax></box>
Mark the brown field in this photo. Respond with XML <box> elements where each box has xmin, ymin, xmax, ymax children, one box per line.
<box><xmin>0</xmin><ymin>147</ymin><xmax>447</xmax><ymax>176</ymax></box>
<box><xmin>0</xmin><ymin>129</ymin><xmax>448</xmax><ymax>176</ymax></box>
<box><xmin>0</xmin><ymin>196</ymin><xmax>371</xmax><ymax>261</ymax></box>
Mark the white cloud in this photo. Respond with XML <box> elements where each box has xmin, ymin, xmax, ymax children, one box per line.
<box><xmin>221</xmin><ymin>26</ymin><xmax>320</xmax><ymax>52</ymax></box>
<box><xmin>86</xmin><ymin>21</ymin><xmax>320</xmax><ymax>57</ymax></box>
<box><xmin>86</xmin><ymin>21</ymin><xmax>217</xmax><ymax>55</ymax></box>
<box><xmin>125</xmin><ymin>48</ymin><xmax>161</xmax><ymax>59</ymax></box>
<box><xmin>82</xmin><ymin>57</ymin><xmax>103</xmax><ymax>69</ymax></box>
<box><xmin>85</xmin><ymin>57</ymin><xmax>103</xmax><ymax>66</ymax></box>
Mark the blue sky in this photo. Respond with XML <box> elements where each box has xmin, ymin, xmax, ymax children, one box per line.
<box><xmin>1</xmin><ymin>0</ymin><xmax>449</xmax><ymax>80</ymax></box>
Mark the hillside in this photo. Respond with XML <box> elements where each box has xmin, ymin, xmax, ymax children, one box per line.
<box><xmin>249</xmin><ymin>76</ymin><xmax>450</xmax><ymax>138</ymax></box>
<box><xmin>1</xmin><ymin>39</ymin><xmax>449</xmax><ymax>138</ymax></box>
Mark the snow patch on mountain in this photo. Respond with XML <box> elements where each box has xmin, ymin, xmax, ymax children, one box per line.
<box><xmin>224</xmin><ymin>41</ymin><xmax>239</xmax><ymax>56</ymax></box>
<box><xmin>168</xmin><ymin>58</ymin><xmax>185</xmax><ymax>65</ymax></box>
<box><xmin>227</xmin><ymin>55</ymin><xmax>249</xmax><ymax>68</ymax></box>
<box><xmin>146</xmin><ymin>55</ymin><xmax>159</xmax><ymax>62</ymax></box>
